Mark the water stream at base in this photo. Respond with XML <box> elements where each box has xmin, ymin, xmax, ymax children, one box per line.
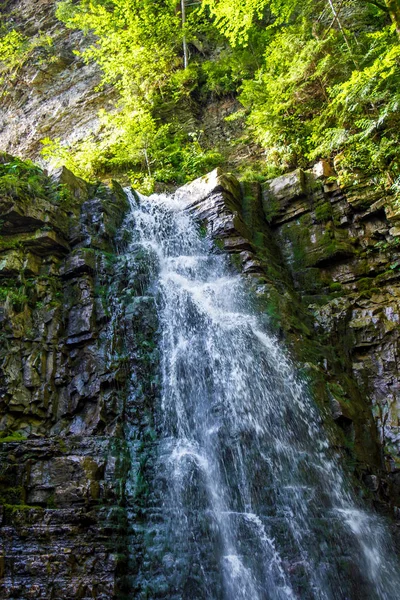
<box><xmin>123</xmin><ymin>190</ymin><xmax>400</xmax><ymax>600</ymax></box>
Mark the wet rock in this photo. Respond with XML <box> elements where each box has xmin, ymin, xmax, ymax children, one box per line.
<box><xmin>177</xmin><ymin>167</ymin><xmax>242</xmax><ymax>209</ymax></box>
<box><xmin>50</xmin><ymin>166</ymin><xmax>90</xmax><ymax>203</ymax></box>
<box><xmin>60</xmin><ymin>248</ymin><xmax>97</xmax><ymax>279</ymax></box>
<box><xmin>0</xmin><ymin>157</ymin><xmax>131</xmax><ymax>598</ymax></box>
<box><xmin>364</xmin><ymin>474</ymin><xmax>380</xmax><ymax>492</ymax></box>
<box><xmin>66</xmin><ymin>305</ymin><xmax>95</xmax><ymax>345</ymax></box>
<box><xmin>179</xmin><ymin>165</ymin><xmax>400</xmax><ymax>518</ymax></box>
<box><xmin>262</xmin><ymin>165</ymin><xmax>400</xmax><ymax>508</ymax></box>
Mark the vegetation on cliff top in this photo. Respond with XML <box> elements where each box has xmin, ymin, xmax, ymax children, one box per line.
<box><xmin>0</xmin><ymin>152</ymin><xmax>72</xmax><ymax>207</ymax></box>
<box><xmin>2</xmin><ymin>1</ymin><xmax>399</xmax><ymax>192</ymax></box>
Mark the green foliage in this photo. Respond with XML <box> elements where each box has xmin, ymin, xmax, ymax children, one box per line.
<box><xmin>0</xmin><ymin>29</ymin><xmax>28</xmax><ymax>68</ymax></box>
<box><xmin>0</xmin><ymin>431</ymin><xmax>27</xmax><ymax>443</ymax></box>
<box><xmin>51</xmin><ymin>0</ymin><xmax>207</xmax><ymax>189</ymax></box>
<box><xmin>0</xmin><ymin>157</ymin><xmax>47</xmax><ymax>200</ymax></box>
<box><xmin>0</xmin><ymin>280</ymin><xmax>29</xmax><ymax>311</ymax></box>
<box><xmin>40</xmin><ymin>0</ymin><xmax>400</xmax><ymax>189</ymax></box>
<box><xmin>314</xmin><ymin>201</ymin><xmax>332</xmax><ymax>223</ymax></box>
<box><xmin>235</xmin><ymin>2</ymin><xmax>400</xmax><ymax>184</ymax></box>
<box><xmin>201</xmin><ymin>0</ymin><xmax>297</xmax><ymax>46</ymax></box>
<box><xmin>310</xmin><ymin>29</ymin><xmax>400</xmax><ymax>179</ymax></box>
<box><xmin>47</xmin><ymin>0</ymin><xmax>265</xmax><ymax>188</ymax></box>
<box><xmin>0</xmin><ymin>26</ymin><xmax>53</xmax><ymax>89</ymax></box>
<box><xmin>0</xmin><ymin>153</ymin><xmax>74</xmax><ymax>207</ymax></box>
<box><xmin>56</xmin><ymin>0</ymin><xmax>180</xmax><ymax>100</ymax></box>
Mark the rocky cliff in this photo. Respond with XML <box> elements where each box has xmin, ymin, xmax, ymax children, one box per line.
<box><xmin>0</xmin><ymin>155</ymin><xmax>133</xmax><ymax>598</ymax></box>
<box><xmin>0</xmin><ymin>157</ymin><xmax>399</xmax><ymax>597</ymax></box>
<box><xmin>262</xmin><ymin>165</ymin><xmax>400</xmax><ymax>509</ymax></box>
<box><xmin>178</xmin><ymin>166</ymin><xmax>400</xmax><ymax>517</ymax></box>
<box><xmin>0</xmin><ymin>0</ymin><xmax>399</xmax><ymax>594</ymax></box>
<box><xmin>0</xmin><ymin>0</ymin><xmax>114</xmax><ymax>161</ymax></box>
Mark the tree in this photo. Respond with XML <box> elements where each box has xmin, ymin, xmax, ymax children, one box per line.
<box><xmin>180</xmin><ymin>0</ymin><xmax>189</xmax><ymax>68</ymax></box>
<box><xmin>385</xmin><ymin>0</ymin><xmax>400</xmax><ymax>36</ymax></box>
<box><xmin>49</xmin><ymin>0</ymin><xmax>400</xmax><ymax>191</ymax></box>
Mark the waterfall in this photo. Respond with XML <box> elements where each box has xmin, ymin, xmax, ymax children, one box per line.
<box><xmin>122</xmin><ymin>190</ymin><xmax>400</xmax><ymax>600</ymax></box>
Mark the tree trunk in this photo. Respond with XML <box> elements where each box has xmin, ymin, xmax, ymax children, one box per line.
<box><xmin>385</xmin><ymin>0</ymin><xmax>400</xmax><ymax>37</ymax></box>
<box><xmin>144</xmin><ymin>148</ymin><xmax>151</xmax><ymax>177</ymax></box>
<box><xmin>181</xmin><ymin>0</ymin><xmax>189</xmax><ymax>69</ymax></box>
<box><xmin>326</xmin><ymin>0</ymin><xmax>358</xmax><ymax>67</ymax></box>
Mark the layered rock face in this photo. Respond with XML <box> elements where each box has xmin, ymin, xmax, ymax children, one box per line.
<box><xmin>0</xmin><ymin>160</ymin><xmax>132</xmax><ymax>598</ymax></box>
<box><xmin>261</xmin><ymin>166</ymin><xmax>400</xmax><ymax>506</ymax></box>
<box><xmin>0</xmin><ymin>0</ymin><xmax>113</xmax><ymax>161</ymax></box>
<box><xmin>0</xmin><ymin>160</ymin><xmax>399</xmax><ymax>598</ymax></box>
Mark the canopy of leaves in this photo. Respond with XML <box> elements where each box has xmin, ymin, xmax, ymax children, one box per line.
<box><xmin>214</xmin><ymin>0</ymin><xmax>400</xmax><ymax>185</ymax></box>
<box><xmin>45</xmin><ymin>0</ymin><xmax>400</xmax><ymax>192</ymax></box>
<box><xmin>51</xmin><ymin>0</ymin><xmax>229</xmax><ymax>190</ymax></box>
<box><xmin>201</xmin><ymin>0</ymin><xmax>298</xmax><ymax>45</ymax></box>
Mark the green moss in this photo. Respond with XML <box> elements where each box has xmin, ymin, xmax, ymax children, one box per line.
<box><xmin>329</xmin><ymin>282</ymin><xmax>342</xmax><ymax>292</ymax></box>
<box><xmin>0</xmin><ymin>236</ymin><xmax>23</xmax><ymax>252</ymax></box>
<box><xmin>230</xmin><ymin>253</ymin><xmax>242</xmax><ymax>270</ymax></box>
<box><xmin>198</xmin><ymin>224</ymin><xmax>207</xmax><ymax>238</ymax></box>
<box><xmin>46</xmin><ymin>493</ymin><xmax>56</xmax><ymax>509</ymax></box>
<box><xmin>375</xmin><ymin>269</ymin><xmax>397</xmax><ymax>284</ymax></box>
<box><xmin>3</xmin><ymin>504</ymin><xmax>43</xmax><ymax>513</ymax></box>
<box><xmin>328</xmin><ymin>382</ymin><xmax>348</xmax><ymax>402</ymax></box>
<box><xmin>304</xmin><ymin>173</ymin><xmax>323</xmax><ymax>194</ymax></box>
<box><xmin>314</xmin><ymin>201</ymin><xmax>332</xmax><ymax>223</ymax></box>
<box><xmin>253</xmin><ymin>230</ymin><xmax>267</xmax><ymax>249</ymax></box>
<box><xmin>214</xmin><ymin>238</ymin><xmax>224</xmax><ymax>250</ymax></box>
<box><xmin>263</xmin><ymin>196</ymin><xmax>281</xmax><ymax>223</ymax></box>
<box><xmin>262</xmin><ymin>287</ymin><xmax>282</xmax><ymax>329</ymax></box>
<box><xmin>58</xmin><ymin>438</ymin><xmax>68</xmax><ymax>454</ymax></box>
<box><xmin>0</xmin><ymin>485</ymin><xmax>25</xmax><ymax>505</ymax></box>
<box><xmin>0</xmin><ymin>154</ymin><xmax>74</xmax><ymax>207</ymax></box>
<box><xmin>357</xmin><ymin>277</ymin><xmax>375</xmax><ymax>292</ymax></box>
<box><xmin>283</xmin><ymin>223</ymin><xmax>309</xmax><ymax>268</ymax></box>
<box><xmin>0</xmin><ymin>431</ymin><xmax>27</xmax><ymax>443</ymax></box>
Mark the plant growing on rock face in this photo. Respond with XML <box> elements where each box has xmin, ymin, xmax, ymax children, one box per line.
<box><xmin>0</xmin><ymin>154</ymin><xmax>45</xmax><ymax>198</ymax></box>
<box><xmin>49</xmin><ymin>0</ymin><xmax>195</xmax><ymax>187</ymax></box>
<box><xmin>0</xmin><ymin>26</ymin><xmax>53</xmax><ymax>91</ymax></box>
<box><xmin>41</xmin><ymin>0</ymin><xmax>235</xmax><ymax>188</ymax></box>
<box><xmin>36</xmin><ymin>0</ymin><xmax>400</xmax><ymax>190</ymax></box>
<box><xmin>0</xmin><ymin>153</ymin><xmax>73</xmax><ymax>206</ymax></box>
<box><xmin>0</xmin><ymin>431</ymin><xmax>27</xmax><ymax>443</ymax></box>
<box><xmin>0</xmin><ymin>284</ymin><xmax>28</xmax><ymax>312</ymax></box>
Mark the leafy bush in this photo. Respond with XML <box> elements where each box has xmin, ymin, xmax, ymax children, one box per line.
<box><xmin>0</xmin><ymin>27</ymin><xmax>53</xmax><ymax>88</ymax></box>
<box><xmin>0</xmin><ymin>153</ymin><xmax>73</xmax><ymax>207</ymax></box>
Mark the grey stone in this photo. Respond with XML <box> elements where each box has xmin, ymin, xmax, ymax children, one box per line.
<box><xmin>262</xmin><ymin>168</ymin><xmax>305</xmax><ymax>203</ymax></box>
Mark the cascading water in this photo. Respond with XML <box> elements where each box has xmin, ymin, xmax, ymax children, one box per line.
<box><xmin>122</xmin><ymin>189</ymin><xmax>400</xmax><ymax>600</ymax></box>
